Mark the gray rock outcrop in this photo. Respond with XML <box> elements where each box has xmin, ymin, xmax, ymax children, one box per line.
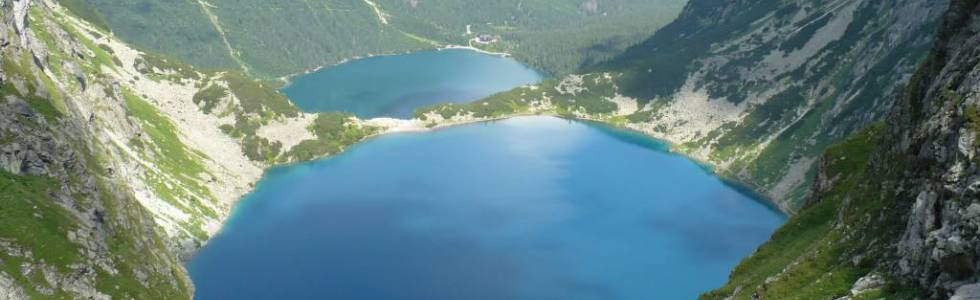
<box><xmin>880</xmin><ymin>0</ymin><xmax>980</xmax><ymax>296</ymax></box>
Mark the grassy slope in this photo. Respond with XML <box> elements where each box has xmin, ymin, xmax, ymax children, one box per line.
<box><xmin>700</xmin><ymin>124</ymin><xmax>922</xmax><ymax>299</ymax></box>
<box><xmin>1</xmin><ymin>17</ymin><xmax>192</xmax><ymax>297</ymax></box>
<box><xmin>705</xmin><ymin>1</ymin><xmax>980</xmax><ymax>297</ymax></box>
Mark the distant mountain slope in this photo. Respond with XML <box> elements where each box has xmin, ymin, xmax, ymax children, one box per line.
<box><xmin>416</xmin><ymin>0</ymin><xmax>948</xmax><ymax>211</ymax></box>
<box><xmin>704</xmin><ymin>0</ymin><xmax>980</xmax><ymax>297</ymax></box>
<box><xmin>604</xmin><ymin>0</ymin><xmax>949</xmax><ymax>210</ymax></box>
<box><xmin>64</xmin><ymin>0</ymin><xmax>687</xmax><ymax>77</ymax></box>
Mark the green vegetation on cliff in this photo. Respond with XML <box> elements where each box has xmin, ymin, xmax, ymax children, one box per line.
<box><xmin>701</xmin><ymin>124</ymin><xmax>921</xmax><ymax>299</ymax></box>
<box><xmin>123</xmin><ymin>89</ymin><xmax>218</xmax><ymax>225</ymax></box>
<box><xmin>0</xmin><ymin>171</ymin><xmax>190</xmax><ymax>299</ymax></box>
<box><xmin>708</xmin><ymin>1</ymin><xmax>980</xmax><ymax>296</ymax></box>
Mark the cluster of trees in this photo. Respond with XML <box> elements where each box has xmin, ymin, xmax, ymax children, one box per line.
<box><xmin>65</xmin><ymin>0</ymin><xmax>686</xmax><ymax>77</ymax></box>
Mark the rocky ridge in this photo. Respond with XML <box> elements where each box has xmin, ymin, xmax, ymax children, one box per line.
<box><xmin>703</xmin><ymin>0</ymin><xmax>980</xmax><ymax>298</ymax></box>
<box><xmin>886</xmin><ymin>0</ymin><xmax>980</xmax><ymax>296</ymax></box>
<box><xmin>2</xmin><ymin>0</ymin><xmax>192</xmax><ymax>297</ymax></box>
<box><xmin>0</xmin><ymin>0</ymin><xmax>531</xmax><ymax>296</ymax></box>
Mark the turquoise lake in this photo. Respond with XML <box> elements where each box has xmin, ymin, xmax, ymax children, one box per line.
<box><xmin>189</xmin><ymin>116</ymin><xmax>785</xmax><ymax>299</ymax></box>
<box><xmin>281</xmin><ymin>49</ymin><xmax>545</xmax><ymax>119</ymax></box>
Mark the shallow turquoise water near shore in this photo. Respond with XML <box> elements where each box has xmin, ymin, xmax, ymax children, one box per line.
<box><xmin>281</xmin><ymin>49</ymin><xmax>544</xmax><ymax>118</ymax></box>
<box><xmin>189</xmin><ymin>116</ymin><xmax>784</xmax><ymax>300</ymax></box>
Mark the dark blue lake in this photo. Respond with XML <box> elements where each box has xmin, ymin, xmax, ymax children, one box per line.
<box><xmin>189</xmin><ymin>116</ymin><xmax>784</xmax><ymax>300</ymax></box>
<box><xmin>281</xmin><ymin>49</ymin><xmax>545</xmax><ymax>119</ymax></box>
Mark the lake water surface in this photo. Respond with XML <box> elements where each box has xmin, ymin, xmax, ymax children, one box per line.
<box><xmin>189</xmin><ymin>117</ymin><xmax>784</xmax><ymax>299</ymax></box>
<box><xmin>281</xmin><ymin>49</ymin><xmax>545</xmax><ymax>119</ymax></box>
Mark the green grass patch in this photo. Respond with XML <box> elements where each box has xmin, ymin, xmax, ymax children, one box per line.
<box><xmin>222</xmin><ymin>72</ymin><xmax>298</xmax><ymax>117</ymax></box>
<box><xmin>284</xmin><ymin>113</ymin><xmax>378</xmax><ymax>162</ymax></box>
<box><xmin>966</xmin><ymin>104</ymin><xmax>979</xmax><ymax>147</ymax></box>
<box><xmin>242</xmin><ymin>135</ymin><xmax>282</xmax><ymax>164</ymax></box>
<box><xmin>415</xmin><ymin>83</ymin><xmax>546</xmax><ymax>120</ymax></box>
<box><xmin>91</xmin><ymin>176</ymin><xmax>193</xmax><ymax>299</ymax></box>
<box><xmin>122</xmin><ymin>89</ymin><xmax>206</xmax><ymax>175</ymax></box>
<box><xmin>46</xmin><ymin>11</ymin><xmax>117</xmax><ymax>73</ymax></box>
<box><xmin>701</xmin><ymin>124</ymin><xmax>909</xmax><ymax>300</ymax></box>
<box><xmin>27</xmin><ymin>9</ymin><xmax>69</xmax><ymax>79</ymax></box>
<box><xmin>0</xmin><ymin>171</ymin><xmax>82</xmax><ymax>270</ymax></box>
<box><xmin>549</xmin><ymin>74</ymin><xmax>620</xmax><ymax>114</ymax></box>
<box><xmin>192</xmin><ymin>84</ymin><xmax>228</xmax><ymax>114</ymax></box>
<box><xmin>1</xmin><ymin>52</ymin><xmax>64</xmax><ymax>123</ymax></box>
<box><xmin>122</xmin><ymin>89</ymin><xmax>217</xmax><ymax>218</ymax></box>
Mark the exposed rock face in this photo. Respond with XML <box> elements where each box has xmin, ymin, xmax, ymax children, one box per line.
<box><xmin>698</xmin><ymin>0</ymin><xmax>978</xmax><ymax>298</ymax></box>
<box><xmin>723</xmin><ymin>0</ymin><xmax>980</xmax><ymax>297</ymax></box>
<box><xmin>0</xmin><ymin>99</ymin><xmax>72</xmax><ymax>177</ymax></box>
<box><xmin>0</xmin><ymin>0</ymin><xmax>199</xmax><ymax>297</ymax></box>
<box><xmin>951</xmin><ymin>283</ymin><xmax>980</xmax><ymax>300</ymax></box>
<box><xmin>0</xmin><ymin>272</ymin><xmax>29</xmax><ymax>300</ymax></box>
<box><xmin>11</xmin><ymin>0</ymin><xmax>31</xmax><ymax>37</ymax></box>
<box><xmin>884</xmin><ymin>0</ymin><xmax>980</xmax><ymax>295</ymax></box>
<box><xmin>850</xmin><ymin>273</ymin><xmax>886</xmax><ymax>295</ymax></box>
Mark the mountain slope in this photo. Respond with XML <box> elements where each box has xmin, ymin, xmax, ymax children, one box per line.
<box><xmin>65</xmin><ymin>0</ymin><xmax>688</xmax><ymax>77</ymax></box>
<box><xmin>0</xmin><ymin>0</ymin><xmax>404</xmax><ymax>296</ymax></box>
<box><xmin>1</xmin><ymin>1</ymin><xmax>599</xmax><ymax>296</ymax></box>
<box><xmin>1</xmin><ymin>0</ymin><xmax>192</xmax><ymax>297</ymax></box>
<box><xmin>603</xmin><ymin>0</ymin><xmax>949</xmax><ymax>211</ymax></box>
<box><xmin>1</xmin><ymin>0</ymin><xmax>973</xmax><ymax>298</ymax></box>
<box><xmin>415</xmin><ymin>0</ymin><xmax>948</xmax><ymax>212</ymax></box>
<box><xmin>704</xmin><ymin>1</ymin><xmax>980</xmax><ymax>298</ymax></box>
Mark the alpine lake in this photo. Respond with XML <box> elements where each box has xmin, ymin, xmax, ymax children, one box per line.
<box><xmin>189</xmin><ymin>49</ymin><xmax>785</xmax><ymax>300</ymax></box>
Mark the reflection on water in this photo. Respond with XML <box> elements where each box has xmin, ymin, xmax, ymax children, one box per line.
<box><xmin>189</xmin><ymin>116</ymin><xmax>784</xmax><ymax>300</ymax></box>
<box><xmin>281</xmin><ymin>49</ymin><xmax>544</xmax><ymax>119</ymax></box>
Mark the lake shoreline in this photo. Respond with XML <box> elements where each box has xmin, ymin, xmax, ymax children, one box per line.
<box><xmin>255</xmin><ymin>112</ymin><xmax>792</xmax><ymax>217</ymax></box>
<box><xmin>277</xmin><ymin>46</ymin><xmax>515</xmax><ymax>89</ymax></box>
<box><xmin>280</xmin><ymin>48</ymin><xmax>542</xmax><ymax>119</ymax></box>
<box><xmin>190</xmin><ymin>116</ymin><xmax>785</xmax><ymax>299</ymax></box>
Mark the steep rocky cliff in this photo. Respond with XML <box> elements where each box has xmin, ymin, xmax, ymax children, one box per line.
<box><xmin>703</xmin><ymin>1</ymin><xmax>980</xmax><ymax>298</ymax></box>
<box><xmin>888</xmin><ymin>0</ymin><xmax>980</xmax><ymax>296</ymax></box>
<box><xmin>1</xmin><ymin>0</ymin><xmax>192</xmax><ymax>297</ymax></box>
<box><xmin>0</xmin><ymin>0</ymin><xmax>401</xmax><ymax>296</ymax></box>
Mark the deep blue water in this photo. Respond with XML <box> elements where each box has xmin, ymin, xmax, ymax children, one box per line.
<box><xmin>189</xmin><ymin>116</ymin><xmax>784</xmax><ymax>300</ymax></box>
<box><xmin>281</xmin><ymin>49</ymin><xmax>545</xmax><ymax>119</ymax></box>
